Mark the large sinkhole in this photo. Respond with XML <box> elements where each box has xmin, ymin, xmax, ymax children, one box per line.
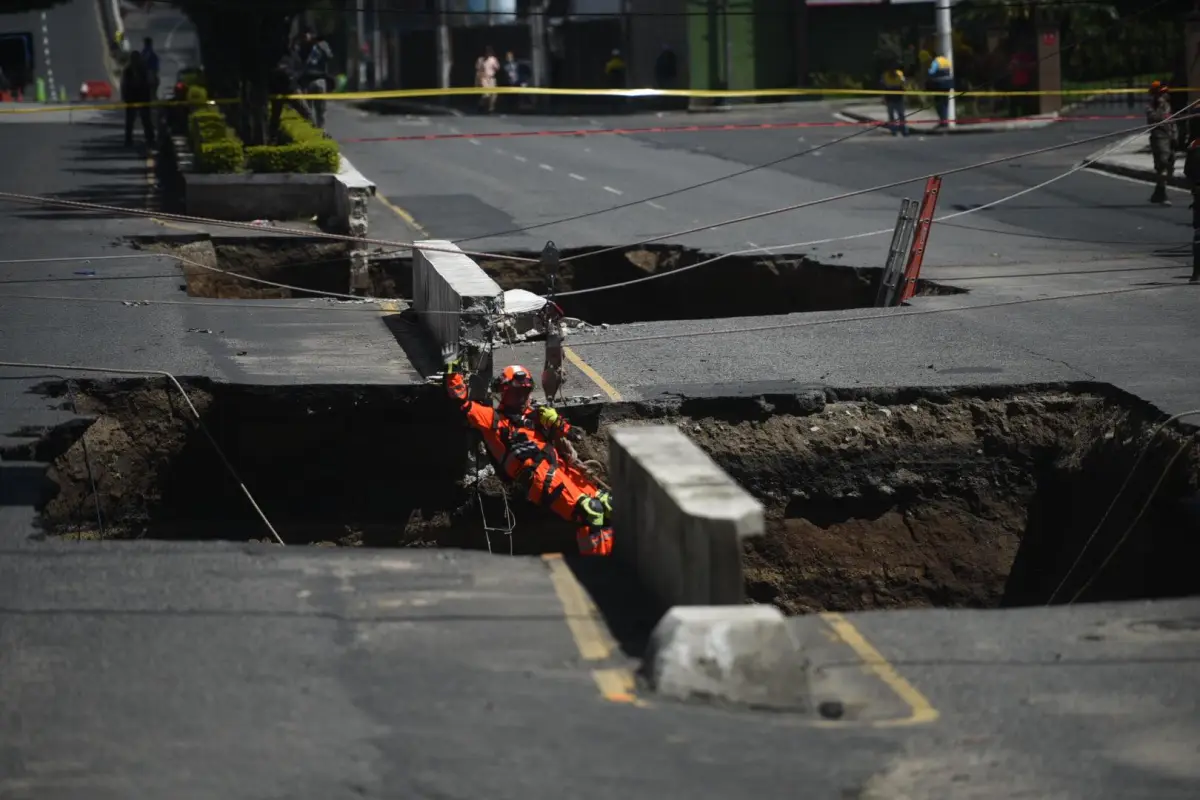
<box><xmin>9</xmin><ymin>381</ymin><xmax>1199</xmax><ymax>611</ymax></box>
<box><xmin>143</xmin><ymin>238</ymin><xmax>962</xmax><ymax>325</ymax></box>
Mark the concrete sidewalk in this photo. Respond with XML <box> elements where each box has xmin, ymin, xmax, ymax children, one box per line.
<box><xmin>837</xmin><ymin>102</ymin><xmax>1060</xmax><ymax>134</ymax></box>
<box><xmin>1086</xmin><ymin>134</ymin><xmax>1192</xmax><ymax>190</ymax></box>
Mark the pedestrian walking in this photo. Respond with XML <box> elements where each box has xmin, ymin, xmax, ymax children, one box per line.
<box><xmin>120</xmin><ymin>51</ymin><xmax>155</xmax><ymax>149</ymax></box>
<box><xmin>926</xmin><ymin>53</ymin><xmax>953</xmax><ymax>128</ymax></box>
<box><xmin>300</xmin><ymin>30</ymin><xmax>334</xmax><ymax>128</ymax></box>
<box><xmin>1147</xmin><ymin>80</ymin><xmax>1177</xmax><ymax>205</ymax></box>
<box><xmin>881</xmin><ymin>63</ymin><xmax>909</xmax><ymax>136</ymax></box>
<box><xmin>141</xmin><ymin>37</ymin><xmax>160</xmax><ymax>98</ymax></box>
<box><xmin>476</xmin><ymin>46</ymin><xmax>499</xmax><ymax>114</ymax></box>
<box><xmin>1185</xmin><ymin>137</ymin><xmax>1200</xmax><ymax>283</ymax></box>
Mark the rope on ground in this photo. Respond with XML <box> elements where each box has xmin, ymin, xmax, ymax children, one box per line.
<box><xmin>552</xmin><ymin>103</ymin><xmax>1200</xmax><ymax>298</ymax></box>
<box><xmin>64</xmin><ymin>378</ymin><xmax>105</xmax><ymax>540</ymax></box>
<box><xmin>557</xmin><ymin>111</ymin><xmax>1199</xmax><ymax>270</ymax></box>
<box><xmin>566</xmin><ymin>282</ymin><xmax>1190</xmax><ymax>349</ymax></box>
<box><xmin>0</xmin><ymin>251</ymin><xmax>513</xmax><ymax>316</ymax></box>
<box><xmin>0</xmin><ymin>360</ymin><xmax>285</xmax><ymax>547</ymax></box>
<box><xmin>1046</xmin><ymin>408</ymin><xmax>1200</xmax><ymax>605</ymax></box>
<box><xmin>0</xmin><ymin>190</ymin><xmax>538</xmax><ymax>264</ymax></box>
<box><xmin>1065</xmin><ymin>435</ymin><xmax>1196</xmax><ymax>606</ymax></box>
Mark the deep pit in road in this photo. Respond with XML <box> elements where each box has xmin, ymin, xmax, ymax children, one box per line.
<box><xmin>12</xmin><ymin>380</ymin><xmax>1199</xmax><ymax>611</ymax></box>
<box><xmin>150</xmin><ymin>239</ymin><xmax>962</xmax><ymax>324</ymax></box>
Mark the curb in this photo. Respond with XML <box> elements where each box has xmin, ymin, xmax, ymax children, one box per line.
<box><xmin>836</xmin><ymin>108</ymin><xmax>1059</xmax><ymax>135</ymax></box>
<box><xmin>1086</xmin><ymin>157</ymin><xmax>1191</xmax><ymax>190</ymax></box>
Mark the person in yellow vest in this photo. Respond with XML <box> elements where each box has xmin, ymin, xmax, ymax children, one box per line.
<box><xmin>927</xmin><ymin>53</ymin><xmax>953</xmax><ymax>127</ymax></box>
<box><xmin>881</xmin><ymin>63</ymin><xmax>909</xmax><ymax>137</ymax></box>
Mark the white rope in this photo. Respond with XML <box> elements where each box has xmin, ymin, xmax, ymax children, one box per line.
<box><xmin>0</xmin><ymin>360</ymin><xmax>285</xmax><ymax>546</ymax></box>
<box><xmin>1048</xmin><ymin>408</ymin><xmax>1200</xmax><ymax>605</ymax></box>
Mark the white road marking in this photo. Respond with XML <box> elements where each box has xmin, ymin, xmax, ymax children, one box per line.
<box><xmin>569</xmin><ymin>173</ymin><xmax>586</xmax><ymax>181</ymax></box>
<box><xmin>584</xmin><ymin>147</ymin><xmax>592</xmax><ymax>153</ymax></box>
<box><xmin>494</xmin><ymin>148</ymin><xmax>507</xmax><ymax>155</ymax></box>
<box><xmin>646</xmin><ymin>201</ymin><xmax>666</xmax><ymax>210</ymax></box>
<box><xmin>448</xmin><ymin>126</ymin><xmax>460</xmax><ymax>134</ymax></box>
<box><xmin>540</xmin><ymin>163</ymin><xmax>554</xmax><ymax>171</ymax></box>
<box><xmin>514</xmin><ymin>155</ymin><xmax>528</xmax><ymax>162</ymax></box>
<box><xmin>468</xmin><ymin>139</ymin><xmax>480</xmax><ymax>145</ymax></box>
<box><xmin>603</xmin><ymin>186</ymin><xmax>623</xmax><ymax>195</ymax></box>
<box><xmin>588</xmin><ymin>119</ymin><xmax>601</xmax><ymax>125</ymax></box>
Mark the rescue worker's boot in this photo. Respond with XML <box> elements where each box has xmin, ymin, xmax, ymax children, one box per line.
<box><xmin>576</xmin><ymin>525</ymin><xmax>614</xmax><ymax>556</ymax></box>
<box><xmin>574</xmin><ymin>495</ymin><xmax>614</xmax><ymax>556</ymax></box>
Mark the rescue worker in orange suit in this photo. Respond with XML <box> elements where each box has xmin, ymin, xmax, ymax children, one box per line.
<box><xmin>445</xmin><ymin>360</ymin><xmax>615</xmax><ymax>555</ymax></box>
<box><xmin>1185</xmin><ymin>136</ymin><xmax>1200</xmax><ymax>283</ymax></box>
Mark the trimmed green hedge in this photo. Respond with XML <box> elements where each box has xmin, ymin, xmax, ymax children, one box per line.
<box><xmin>245</xmin><ymin>108</ymin><xmax>339</xmax><ymax>174</ymax></box>
<box><xmin>189</xmin><ymin>108</ymin><xmax>244</xmax><ymax>174</ymax></box>
<box><xmin>186</xmin><ymin>105</ymin><xmax>339</xmax><ymax>174</ymax></box>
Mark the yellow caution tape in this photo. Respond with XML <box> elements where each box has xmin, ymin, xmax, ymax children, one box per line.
<box><xmin>1</xmin><ymin>84</ymin><xmax>1193</xmax><ymax>114</ymax></box>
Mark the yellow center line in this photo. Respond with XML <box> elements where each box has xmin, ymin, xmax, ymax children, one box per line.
<box><xmin>543</xmin><ymin>553</ymin><xmax>642</xmax><ymax>706</ymax></box>
<box><xmin>563</xmin><ymin>345</ymin><xmax>622</xmax><ymax>401</ymax></box>
<box><xmin>375</xmin><ymin>191</ymin><xmax>429</xmax><ymax>238</ymax></box>
<box><xmin>821</xmin><ymin>612</ymin><xmax>939</xmax><ymax>727</ymax></box>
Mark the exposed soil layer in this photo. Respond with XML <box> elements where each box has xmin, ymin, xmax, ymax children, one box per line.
<box><xmin>143</xmin><ymin>239</ymin><xmax>962</xmax><ymax>324</ymax></box>
<box><xmin>13</xmin><ymin>381</ymin><xmax>1199</xmax><ymax>612</ymax></box>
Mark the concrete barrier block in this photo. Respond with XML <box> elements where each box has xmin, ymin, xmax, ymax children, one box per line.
<box><xmin>644</xmin><ymin>605</ymin><xmax>808</xmax><ymax>710</ymax></box>
<box><xmin>333</xmin><ymin>156</ymin><xmax>376</xmax><ymax>238</ymax></box>
<box><xmin>412</xmin><ymin>241</ymin><xmax>502</xmax><ymax>395</ymax></box>
<box><xmin>609</xmin><ymin>424</ymin><xmax>764</xmax><ymax>609</ymax></box>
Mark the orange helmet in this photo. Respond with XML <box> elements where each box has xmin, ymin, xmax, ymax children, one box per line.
<box><xmin>1150</xmin><ymin>80</ymin><xmax>1167</xmax><ymax>95</ymax></box>
<box><xmin>493</xmin><ymin>364</ymin><xmax>534</xmax><ymax>410</ymax></box>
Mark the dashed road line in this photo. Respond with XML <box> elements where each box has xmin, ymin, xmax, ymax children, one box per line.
<box><xmin>448</xmin><ymin>125</ymin><xmax>460</xmax><ymax>134</ymax></box>
<box><xmin>569</xmin><ymin>173</ymin><xmax>586</xmax><ymax>181</ymax></box>
<box><xmin>603</xmin><ymin>186</ymin><xmax>623</xmax><ymax>195</ymax></box>
<box><xmin>514</xmin><ymin>154</ymin><xmax>528</xmax><ymax>162</ymax></box>
<box><xmin>494</xmin><ymin>147</ymin><xmax>507</xmax><ymax>155</ymax></box>
<box><xmin>468</xmin><ymin>138</ymin><xmax>480</xmax><ymax>145</ymax></box>
<box><xmin>646</xmin><ymin>200</ymin><xmax>666</xmax><ymax>211</ymax></box>
<box><xmin>539</xmin><ymin>163</ymin><xmax>554</xmax><ymax>171</ymax></box>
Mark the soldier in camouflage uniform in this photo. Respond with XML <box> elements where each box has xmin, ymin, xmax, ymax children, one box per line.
<box><xmin>1185</xmin><ymin>137</ymin><xmax>1200</xmax><ymax>283</ymax></box>
<box><xmin>1147</xmin><ymin>81</ymin><xmax>1177</xmax><ymax>205</ymax></box>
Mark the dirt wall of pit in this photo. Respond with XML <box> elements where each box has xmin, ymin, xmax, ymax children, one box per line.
<box><xmin>17</xmin><ymin>380</ymin><xmax>1200</xmax><ymax>612</ymax></box>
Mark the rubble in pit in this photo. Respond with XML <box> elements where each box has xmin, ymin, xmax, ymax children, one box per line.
<box><xmin>135</xmin><ymin>238</ymin><xmax>963</xmax><ymax>325</ymax></box>
<box><xmin>22</xmin><ymin>380</ymin><xmax>1199</xmax><ymax>613</ymax></box>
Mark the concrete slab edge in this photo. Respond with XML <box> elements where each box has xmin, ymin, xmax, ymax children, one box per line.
<box><xmin>836</xmin><ymin>108</ymin><xmax>1059</xmax><ymax>134</ymax></box>
<box><xmin>1086</xmin><ymin>157</ymin><xmax>1191</xmax><ymax>190</ymax></box>
<box><xmin>643</xmin><ymin>605</ymin><xmax>809</xmax><ymax>711</ymax></box>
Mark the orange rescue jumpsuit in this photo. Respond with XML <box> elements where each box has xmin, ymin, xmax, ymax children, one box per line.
<box><xmin>446</xmin><ymin>372</ymin><xmax>613</xmax><ymax>555</ymax></box>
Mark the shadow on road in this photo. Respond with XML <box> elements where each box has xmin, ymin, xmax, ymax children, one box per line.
<box><xmin>16</xmin><ymin>126</ymin><xmax>156</xmax><ymax>221</ymax></box>
<box><xmin>566</xmin><ymin>554</ymin><xmax>661</xmax><ymax>659</ymax></box>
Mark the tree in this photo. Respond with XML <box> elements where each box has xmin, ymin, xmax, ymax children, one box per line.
<box><xmin>163</xmin><ymin>0</ymin><xmax>311</xmax><ymax>146</ymax></box>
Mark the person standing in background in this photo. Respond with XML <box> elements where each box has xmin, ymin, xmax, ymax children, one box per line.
<box><xmin>300</xmin><ymin>31</ymin><xmax>335</xmax><ymax>128</ymax></box>
<box><xmin>141</xmin><ymin>37</ymin><xmax>160</xmax><ymax>99</ymax></box>
<box><xmin>476</xmin><ymin>46</ymin><xmax>499</xmax><ymax>114</ymax></box>
<box><xmin>1147</xmin><ymin>81</ymin><xmax>1177</xmax><ymax>205</ymax></box>
<box><xmin>121</xmin><ymin>51</ymin><xmax>155</xmax><ymax>149</ymax></box>
<box><xmin>926</xmin><ymin>53</ymin><xmax>953</xmax><ymax>127</ymax></box>
<box><xmin>881</xmin><ymin>62</ymin><xmax>909</xmax><ymax>136</ymax></box>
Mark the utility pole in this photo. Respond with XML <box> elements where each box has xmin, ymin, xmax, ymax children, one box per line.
<box><xmin>935</xmin><ymin>0</ymin><xmax>955</xmax><ymax>127</ymax></box>
<box><xmin>530</xmin><ymin>0</ymin><xmax>548</xmax><ymax>96</ymax></box>
<box><xmin>436</xmin><ymin>0</ymin><xmax>451</xmax><ymax>91</ymax></box>
<box><xmin>371</xmin><ymin>0</ymin><xmax>383</xmax><ymax>89</ymax></box>
<box><xmin>355</xmin><ymin>0</ymin><xmax>367</xmax><ymax>90</ymax></box>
